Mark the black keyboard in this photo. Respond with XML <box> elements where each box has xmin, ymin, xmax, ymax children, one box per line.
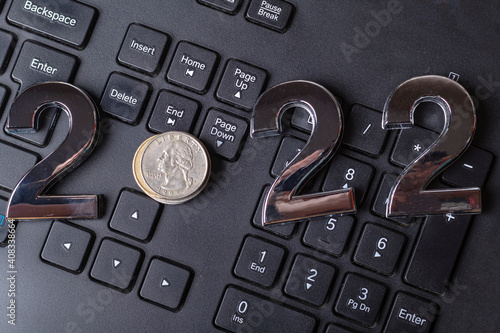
<box><xmin>0</xmin><ymin>1</ymin><xmax>499</xmax><ymax>332</ymax></box>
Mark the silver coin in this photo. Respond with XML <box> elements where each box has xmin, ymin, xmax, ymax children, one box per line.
<box><xmin>133</xmin><ymin>131</ymin><xmax>211</xmax><ymax>204</ymax></box>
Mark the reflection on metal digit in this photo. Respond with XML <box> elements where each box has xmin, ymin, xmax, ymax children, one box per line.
<box><xmin>382</xmin><ymin>75</ymin><xmax>481</xmax><ymax>217</ymax></box>
<box><xmin>6</xmin><ymin>82</ymin><xmax>101</xmax><ymax>220</ymax></box>
<box><xmin>251</xmin><ymin>80</ymin><xmax>356</xmax><ymax>225</ymax></box>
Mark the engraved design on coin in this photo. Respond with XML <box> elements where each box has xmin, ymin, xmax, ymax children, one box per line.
<box><xmin>157</xmin><ymin>140</ymin><xmax>194</xmax><ymax>191</ymax></box>
<box><xmin>133</xmin><ymin>131</ymin><xmax>211</xmax><ymax>205</ymax></box>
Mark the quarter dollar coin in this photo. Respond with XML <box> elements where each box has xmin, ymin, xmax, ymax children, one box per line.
<box><xmin>133</xmin><ymin>131</ymin><xmax>211</xmax><ymax>204</ymax></box>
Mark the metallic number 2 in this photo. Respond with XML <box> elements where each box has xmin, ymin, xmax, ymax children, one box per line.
<box><xmin>6</xmin><ymin>82</ymin><xmax>101</xmax><ymax>220</ymax></box>
<box><xmin>251</xmin><ymin>80</ymin><xmax>356</xmax><ymax>226</ymax></box>
<box><xmin>382</xmin><ymin>75</ymin><xmax>481</xmax><ymax>217</ymax></box>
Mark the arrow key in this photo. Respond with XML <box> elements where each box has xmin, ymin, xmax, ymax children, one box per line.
<box><xmin>41</xmin><ymin>221</ymin><xmax>94</xmax><ymax>273</ymax></box>
<box><xmin>284</xmin><ymin>254</ymin><xmax>336</xmax><ymax>307</ymax></box>
<box><xmin>140</xmin><ymin>258</ymin><xmax>193</xmax><ymax>310</ymax></box>
<box><xmin>109</xmin><ymin>189</ymin><xmax>161</xmax><ymax>241</ymax></box>
<box><xmin>353</xmin><ymin>223</ymin><xmax>405</xmax><ymax>275</ymax></box>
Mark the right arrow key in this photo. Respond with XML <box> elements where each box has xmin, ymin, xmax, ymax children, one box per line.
<box><xmin>354</xmin><ymin>223</ymin><xmax>406</xmax><ymax>275</ymax></box>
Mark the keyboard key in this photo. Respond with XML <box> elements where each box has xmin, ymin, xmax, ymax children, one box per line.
<box><xmin>148</xmin><ymin>90</ymin><xmax>200</xmax><ymax>134</ymax></box>
<box><xmin>390</xmin><ymin>125</ymin><xmax>439</xmax><ymax>167</ymax></box>
<box><xmin>234</xmin><ymin>236</ymin><xmax>286</xmax><ymax>287</ymax></box>
<box><xmin>303</xmin><ymin>215</ymin><xmax>355</xmax><ymax>256</ymax></box>
<box><xmin>0</xmin><ymin>84</ymin><xmax>7</xmax><ymax>107</ymax></box>
<box><xmin>7</xmin><ymin>0</ymin><xmax>97</xmax><ymax>48</ymax></box>
<box><xmin>291</xmin><ymin>107</ymin><xmax>314</xmax><ymax>132</ymax></box>
<box><xmin>118</xmin><ymin>23</ymin><xmax>170</xmax><ymax>75</ymax></box>
<box><xmin>335</xmin><ymin>274</ymin><xmax>388</xmax><ymax>327</ymax></box>
<box><xmin>5</xmin><ymin>107</ymin><xmax>59</xmax><ymax>147</ymax></box>
<box><xmin>100</xmin><ymin>72</ymin><xmax>151</xmax><ymax>124</ymax></box>
<box><xmin>167</xmin><ymin>41</ymin><xmax>219</xmax><ymax>93</ymax></box>
<box><xmin>271</xmin><ymin>136</ymin><xmax>305</xmax><ymax>177</ymax></box>
<box><xmin>198</xmin><ymin>0</ymin><xmax>243</xmax><ymax>14</ymax></box>
<box><xmin>215</xmin><ymin>286</ymin><xmax>316</xmax><ymax>333</ymax></box>
<box><xmin>353</xmin><ymin>223</ymin><xmax>406</xmax><ymax>275</ymax></box>
<box><xmin>41</xmin><ymin>221</ymin><xmax>94</xmax><ymax>273</ymax></box>
<box><xmin>216</xmin><ymin>59</ymin><xmax>268</xmax><ymax>110</ymax></box>
<box><xmin>0</xmin><ymin>141</ymin><xmax>37</xmax><ymax>191</ymax></box>
<box><xmin>0</xmin><ymin>29</ymin><xmax>15</xmax><ymax>74</ymax></box>
<box><xmin>372</xmin><ymin>173</ymin><xmax>413</xmax><ymax>226</ymax></box>
<box><xmin>246</xmin><ymin>0</ymin><xmax>295</xmax><ymax>32</ymax></box>
<box><xmin>109</xmin><ymin>189</ymin><xmax>161</xmax><ymax>241</ymax></box>
<box><xmin>405</xmin><ymin>214</ymin><xmax>471</xmax><ymax>294</ymax></box>
<box><xmin>322</xmin><ymin>154</ymin><xmax>374</xmax><ymax>205</ymax></box>
<box><xmin>12</xmin><ymin>41</ymin><xmax>78</xmax><ymax>91</ymax></box>
<box><xmin>343</xmin><ymin>105</ymin><xmax>389</xmax><ymax>156</ymax></box>
<box><xmin>90</xmin><ymin>238</ymin><xmax>143</xmax><ymax>292</ymax></box>
<box><xmin>199</xmin><ymin>109</ymin><xmax>248</xmax><ymax>161</ymax></box>
<box><xmin>0</xmin><ymin>197</ymin><xmax>10</xmax><ymax>246</ymax></box>
<box><xmin>253</xmin><ymin>186</ymin><xmax>296</xmax><ymax>238</ymax></box>
<box><xmin>140</xmin><ymin>258</ymin><xmax>193</xmax><ymax>310</ymax></box>
<box><xmin>384</xmin><ymin>293</ymin><xmax>438</xmax><ymax>333</ymax></box>
<box><xmin>441</xmin><ymin>146</ymin><xmax>494</xmax><ymax>188</ymax></box>
<box><xmin>284</xmin><ymin>254</ymin><xmax>336</xmax><ymax>306</ymax></box>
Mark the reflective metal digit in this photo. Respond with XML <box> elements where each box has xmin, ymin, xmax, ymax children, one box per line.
<box><xmin>6</xmin><ymin>82</ymin><xmax>101</xmax><ymax>220</ymax></box>
<box><xmin>251</xmin><ymin>80</ymin><xmax>356</xmax><ymax>225</ymax></box>
<box><xmin>382</xmin><ymin>75</ymin><xmax>481</xmax><ymax>217</ymax></box>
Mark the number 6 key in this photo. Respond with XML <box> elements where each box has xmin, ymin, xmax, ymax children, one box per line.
<box><xmin>382</xmin><ymin>75</ymin><xmax>481</xmax><ymax>217</ymax></box>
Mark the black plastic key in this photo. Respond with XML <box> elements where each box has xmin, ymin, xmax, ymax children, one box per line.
<box><xmin>246</xmin><ymin>0</ymin><xmax>295</xmax><ymax>32</ymax></box>
<box><xmin>405</xmin><ymin>214</ymin><xmax>471</xmax><ymax>294</ymax></box>
<box><xmin>199</xmin><ymin>109</ymin><xmax>248</xmax><ymax>161</ymax></box>
<box><xmin>271</xmin><ymin>136</ymin><xmax>305</xmax><ymax>177</ymax></box>
<box><xmin>118</xmin><ymin>24</ymin><xmax>170</xmax><ymax>75</ymax></box>
<box><xmin>167</xmin><ymin>42</ymin><xmax>219</xmax><ymax>93</ymax></box>
<box><xmin>343</xmin><ymin>105</ymin><xmax>389</xmax><ymax>156</ymax></box>
<box><xmin>233</xmin><ymin>236</ymin><xmax>285</xmax><ymax>288</ymax></box>
<box><xmin>198</xmin><ymin>0</ymin><xmax>243</xmax><ymax>14</ymax></box>
<box><xmin>441</xmin><ymin>146</ymin><xmax>494</xmax><ymax>188</ymax></box>
<box><xmin>384</xmin><ymin>293</ymin><xmax>438</xmax><ymax>333</ymax></box>
<box><xmin>216</xmin><ymin>59</ymin><xmax>268</xmax><ymax>110</ymax></box>
<box><xmin>323</xmin><ymin>154</ymin><xmax>374</xmax><ymax>205</ymax></box>
<box><xmin>7</xmin><ymin>0</ymin><xmax>97</xmax><ymax>48</ymax></box>
<box><xmin>335</xmin><ymin>274</ymin><xmax>388</xmax><ymax>327</ymax></box>
<box><xmin>284</xmin><ymin>254</ymin><xmax>336</xmax><ymax>306</ymax></box>
<box><xmin>215</xmin><ymin>286</ymin><xmax>316</xmax><ymax>333</ymax></box>
<box><xmin>303</xmin><ymin>215</ymin><xmax>355</xmax><ymax>256</ymax></box>
<box><xmin>100</xmin><ymin>72</ymin><xmax>151</xmax><ymax>124</ymax></box>
<box><xmin>391</xmin><ymin>125</ymin><xmax>439</xmax><ymax>167</ymax></box>
<box><xmin>41</xmin><ymin>221</ymin><xmax>94</xmax><ymax>273</ymax></box>
<box><xmin>148</xmin><ymin>90</ymin><xmax>200</xmax><ymax>134</ymax></box>
<box><xmin>140</xmin><ymin>258</ymin><xmax>192</xmax><ymax>310</ymax></box>
<box><xmin>0</xmin><ymin>141</ymin><xmax>37</xmax><ymax>191</ymax></box>
<box><xmin>109</xmin><ymin>189</ymin><xmax>161</xmax><ymax>241</ymax></box>
<box><xmin>0</xmin><ymin>29</ymin><xmax>14</xmax><ymax>74</ymax></box>
<box><xmin>353</xmin><ymin>223</ymin><xmax>406</xmax><ymax>275</ymax></box>
<box><xmin>12</xmin><ymin>41</ymin><xmax>78</xmax><ymax>92</ymax></box>
<box><xmin>325</xmin><ymin>324</ymin><xmax>357</xmax><ymax>333</ymax></box>
<box><xmin>90</xmin><ymin>238</ymin><xmax>143</xmax><ymax>292</ymax></box>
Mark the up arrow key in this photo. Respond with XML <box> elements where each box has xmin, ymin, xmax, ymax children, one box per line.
<box><xmin>161</xmin><ymin>278</ymin><xmax>170</xmax><ymax>287</ymax></box>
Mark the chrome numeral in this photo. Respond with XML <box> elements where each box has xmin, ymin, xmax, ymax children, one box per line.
<box><xmin>251</xmin><ymin>80</ymin><xmax>356</xmax><ymax>225</ymax></box>
<box><xmin>6</xmin><ymin>82</ymin><xmax>101</xmax><ymax>220</ymax></box>
<box><xmin>382</xmin><ymin>75</ymin><xmax>481</xmax><ymax>217</ymax></box>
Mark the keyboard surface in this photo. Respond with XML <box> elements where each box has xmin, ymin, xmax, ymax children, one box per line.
<box><xmin>0</xmin><ymin>1</ymin><xmax>499</xmax><ymax>332</ymax></box>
